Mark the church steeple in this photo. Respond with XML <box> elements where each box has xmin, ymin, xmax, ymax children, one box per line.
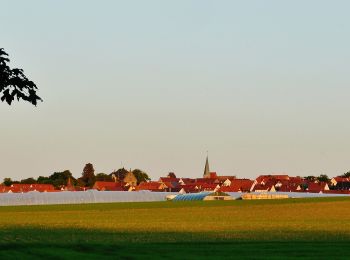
<box><xmin>203</xmin><ymin>155</ymin><xmax>210</xmax><ymax>178</ymax></box>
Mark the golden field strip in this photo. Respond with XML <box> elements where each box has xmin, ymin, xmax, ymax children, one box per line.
<box><xmin>0</xmin><ymin>197</ymin><xmax>349</xmax><ymax>259</ymax></box>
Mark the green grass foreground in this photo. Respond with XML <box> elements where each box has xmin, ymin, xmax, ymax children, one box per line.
<box><xmin>0</xmin><ymin>197</ymin><xmax>349</xmax><ymax>259</ymax></box>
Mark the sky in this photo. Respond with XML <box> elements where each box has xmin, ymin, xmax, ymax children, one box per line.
<box><xmin>1</xmin><ymin>0</ymin><xmax>350</xmax><ymax>180</ymax></box>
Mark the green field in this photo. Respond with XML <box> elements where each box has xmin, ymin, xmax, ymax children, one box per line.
<box><xmin>0</xmin><ymin>197</ymin><xmax>349</xmax><ymax>259</ymax></box>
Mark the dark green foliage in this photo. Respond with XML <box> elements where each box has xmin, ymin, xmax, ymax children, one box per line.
<box><xmin>0</xmin><ymin>48</ymin><xmax>42</xmax><ymax>105</ymax></box>
<box><xmin>95</xmin><ymin>173</ymin><xmax>112</xmax><ymax>182</ymax></box>
<box><xmin>132</xmin><ymin>169</ymin><xmax>151</xmax><ymax>185</ymax></box>
<box><xmin>300</xmin><ymin>183</ymin><xmax>308</xmax><ymax>191</ymax></box>
<box><xmin>46</xmin><ymin>170</ymin><xmax>76</xmax><ymax>189</ymax></box>
<box><xmin>317</xmin><ymin>174</ymin><xmax>330</xmax><ymax>182</ymax></box>
<box><xmin>37</xmin><ymin>176</ymin><xmax>52</xmax><ymax>184</ymax></box>
<box><xmin>110</xmin><ymin>168</ymin><xmax>128</xmax><ymax>182</ymax></box>
<box><xmin>341</xmin><ymin>171</ymin><xmax>350</xmax><ymax>178</ymax></box>
<box><xmin>3</xmin><ymin>178</ymin><xmax>13</xmax><ymax>186</ymax></box>
<box><xmin>79</xmin><ymin>163</ymin><xmax>96</xmax><ymax>187</ymax></box>
<box><xmin>20</xmin><ymin>178</ymin><xmax>37</xmax><ymax>184</ymax></box>
<box><xmin>167</xmin><ymin>172</ymin><xmax>176</xmax><ymax>178</ymax></box>
<box><xmin>304</xmin><ymin>176</ymin><xmax>316</xmax><ymax>181</ymax></box>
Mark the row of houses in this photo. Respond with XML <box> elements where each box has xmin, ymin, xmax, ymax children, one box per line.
<box><xmin>135</xmin><ymin>174</ymin><xmax>350</xmax><ymax>194</ymax></box>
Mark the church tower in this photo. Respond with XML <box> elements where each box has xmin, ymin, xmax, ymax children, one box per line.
<box><xmin>203</xmin><ymin>156</ymin><xmax>210</xmax><ymax>178</ymax></box>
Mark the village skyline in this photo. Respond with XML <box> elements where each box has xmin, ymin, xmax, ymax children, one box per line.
<box><xmin>2</xmin><ymin>156</ymin><xmax>349</xmax><ymax>194</ymax></box>
<box><xmin>2</xmin><ymin>155</ymin><xmax>349</xmax><ymax>183</ymax></box>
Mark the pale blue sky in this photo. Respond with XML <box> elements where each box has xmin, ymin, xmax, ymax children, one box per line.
<box><xmin>1</xmin><ymin>0</ymin><xmax>350</xmax><ymax>180</ymax></box>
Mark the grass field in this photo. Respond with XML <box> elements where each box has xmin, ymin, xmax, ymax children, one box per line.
<box><xmin>0</xmin><ymin>197</ymin><xmax>349</xmax><ymax>259</ymax></box>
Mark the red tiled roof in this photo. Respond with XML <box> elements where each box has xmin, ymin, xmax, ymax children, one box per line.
<box><xmin>159</xmin><ymin>177</ymin><xmax>180</xmax><ymax>183</ymax></box>
<box><xmin>252</xmin><ymin>182</ymin><xmax>275</xmax><ymax>192</ymax></box>
<box><xmin>216</xmin><ymin>176</ymin><xmax>236</xmax><ymax>181</ymax></box>
<box><xmin>231</xmin><ymin>179</ymin><xmax>254</xmax><ymax>192</ymax></box>
<box><xmin>136</xmin><ymin>181</ymin><xmax>167</xmax><ymax>191</ymax></box>
<box><xmin>195</xmin><ymin>178</ymin><xmax>217</xmax><ymax>184</ymax></box>
<box><xmin>333</xmin><ymin>177</ymin><xmax>350</xmax><ymax>182</ymax></box>
<box><xmin>209</xmin><ymin>172</ymin><xmax>218</xmax><ymax>179</ymax></box>
<box><xmin>196</xmin><ymin>183</ymin><xmax>219</xmax><ymax>191</ymax></box>
<box><xmin>256</xmin><ymin>174</ymin><xmax>289</xmax><ymax>184</ymax></box>
<box><xmin>93</xmin><ymin>181</ymin><xmax>123</xmax><ymax>191</ymax></box>
<box><xmin>219</xmin><ymin>186</ymin><xmax>239</xmax><ymax>192</ymax></box>
<box><xmin>179</xmin><ymin>178</ymin><xmax>196</xmax><ymax>185</ymax></box>
<box><xmin>2</xmin><ymin>184</ymin><xmax>56</xmax><ymax>193</ymax></box>
<box><xmin>307</xmin><ymin>182</ymin><xmax>329</xmax><ymax>193</ymax></box>
<box><xmin>179</xmin><ymin>184</ymin><xmax>199</xmax><ymax>193</ymax></box>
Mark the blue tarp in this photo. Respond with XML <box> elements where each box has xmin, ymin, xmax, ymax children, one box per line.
<box><xmin>172</xmin><ymin>192</ymin><xmax>212</xmax><ymax>201</ymax></box>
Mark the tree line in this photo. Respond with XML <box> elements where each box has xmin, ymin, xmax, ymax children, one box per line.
<box><xmin>2</xmin><ymin>163</ymin><xmax>151</xmax><ymax>189</ymax></box>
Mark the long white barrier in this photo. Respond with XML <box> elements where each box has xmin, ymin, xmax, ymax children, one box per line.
<box><xmin>0</xmin><ymin>190</ymin><xmax>177</xmax><ymax>206</ymax></box>
<box><xmin>0</xmin><ymin>190</ymin><xmax>347</xmax><ymax>206</ymax></box>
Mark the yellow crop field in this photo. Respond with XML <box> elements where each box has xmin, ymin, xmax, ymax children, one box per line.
<box><xmin>0</xmin><ymin>197</ymin><xmax>349</xmax><ymax>259</ymax></box>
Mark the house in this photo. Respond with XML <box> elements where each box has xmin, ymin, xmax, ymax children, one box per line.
<box><xmin>197</xmin><ymin>183</ymin><xmax>220</xmax><ymax>192</ymax></box>
<box><xmin>93</xmin><ymin>181</ymin><xmax>124</xmax><ymax>191</ymax></box>
<box><xmin>195</xmin><ymin>178</ymin><xmax>218</xmax><ymax>184</ymax></box>
<box><xmin>255</xmin><ymin>174</ymin><xmax>290</xmax><ymax>185</ymax></box>
<box><xmin>219</xmin><ymin>179</ymin><xmax>253</xmax><ymax>192</ymax></box>
<box><xmin>158</xmin><ymin>177</ymin><xmax>181</xmax><ymax>192</ymax></box>
<box><xmin>178</xmin><ymin>178</ymin><xmax>195</xmax><ymax>185</ymax></box>
<box><xmin>179</xmin><ymin>184</ymin><xmax>200</xmax><ymax>194</ymax></box>
<box><xmin>330</xmin><ymin>177</ymin><xmax>349</xmax><ymax>186</ymax></box>
<box><xmin>123</xmin><ymin>169</ymin><xmax>137</xmax><ymax>187</ymax></box>
<box><xmin>136</xmin><ymin>181</ymin><xmax>168</xmax><ymax>192</ymax></box>
<box><xmin>251</xmin><ymin>182</ymin><xmax>276</xmax><ymax>192</ymax></box>
<box><xmin>2</xmin><ymin>184</ymin><xmax>55</xmax><ymax>193</ymax></box>
<box><xmin>334</xmin><ymin>181</ymin><xmax>350</xmax><ymax>191</ymax></box>
<box><xmin>307</xmin><ymin>182</ymin><xmax>330</xmax><ymax>193</ymax></box>
<box><xmin>61</xmin><ymin>177</ymin><xmax>75</xmax><ymax>191</ymax></box>
<box><xmin>222</xmin><ymin>179</ymin><xmax>254</xmax><ymax>192</ymax></box>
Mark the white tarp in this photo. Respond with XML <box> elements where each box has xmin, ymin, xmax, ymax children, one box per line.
<box><xmin>0</xmin><ymin>190</ymin><xmax>177</xmax><ymax>206</ymax></box>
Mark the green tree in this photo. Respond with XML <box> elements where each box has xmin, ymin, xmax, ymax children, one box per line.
<box><xmin>317</xmin><ymin>174</ymin><xmax>330</xmax><ymax>183</ymax></box>
<box><xmin>167</xmin><ymin>172</ymin><xmax>177</xmax><ymax>178</ymax></box>
<box><xmin>20</xmin><ymin>178</ymin><xmax>37</xmax><ymax>184</ymax></box>
<box><xmin>37</xmin><ymin>176</ymin><xmax>52</xmax><ymax>184</ymax></box>
<box><xmin>79</xmin><ymin>163</ymin><xmax>96</xmax><ymax>187</ymax></box>
<box><xmin>304</xmin><ymin>176</ymin><xmax>316</xmax><ymax>182</ymax></box>
<box><xmin>3</xmin><ymin>178</ymin><xmax>13</xmax><ymax>186</ymax></box>
<box><xmin>0</xmin><ymin>48</ymin><xmax>42</xmax><ymax>105</ymax></box>
<box><xmin>110</xmin><ymin>168</ymin><xmax>128</xmax><ymax>182</ymax></box>
<box><xmin>341</xmin><ymin>171</ymin><xmax>350</xmax><ymax>178</ymax></box>
<box><xmin>95</xmin><ymin>173</ymin><xmax>112</xmax><ymax>182</ymax></box>
<box><xmin>48</xmin><ymin>170</ymin><xmax>76</xmax><ymax>189</ymax></box>
<box><xmin>132</xmin><ymin>169</ymin><xmax>151</xmax><ymax>185</ymax></box>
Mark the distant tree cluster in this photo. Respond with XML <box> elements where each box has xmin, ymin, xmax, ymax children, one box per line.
<box><xmin>3</xmin><ymin>170</ymin><xmax>77</xmax><ymax>189</ymax></box>
<box><xmin>2</xmin><ymin>163</ymin><xmax>151</xmax><ymax>188</ymax></box>
<box><xmin>303</xmin><ymin>174</ymin><xmax>330</xmax><ymax>183</ymax></box>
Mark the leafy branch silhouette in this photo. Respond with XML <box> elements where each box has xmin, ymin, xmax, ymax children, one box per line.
<box><xmin>0</xmin><ymin>48</ymin><xmax>42</xmax><ymax>105</ymax></box>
